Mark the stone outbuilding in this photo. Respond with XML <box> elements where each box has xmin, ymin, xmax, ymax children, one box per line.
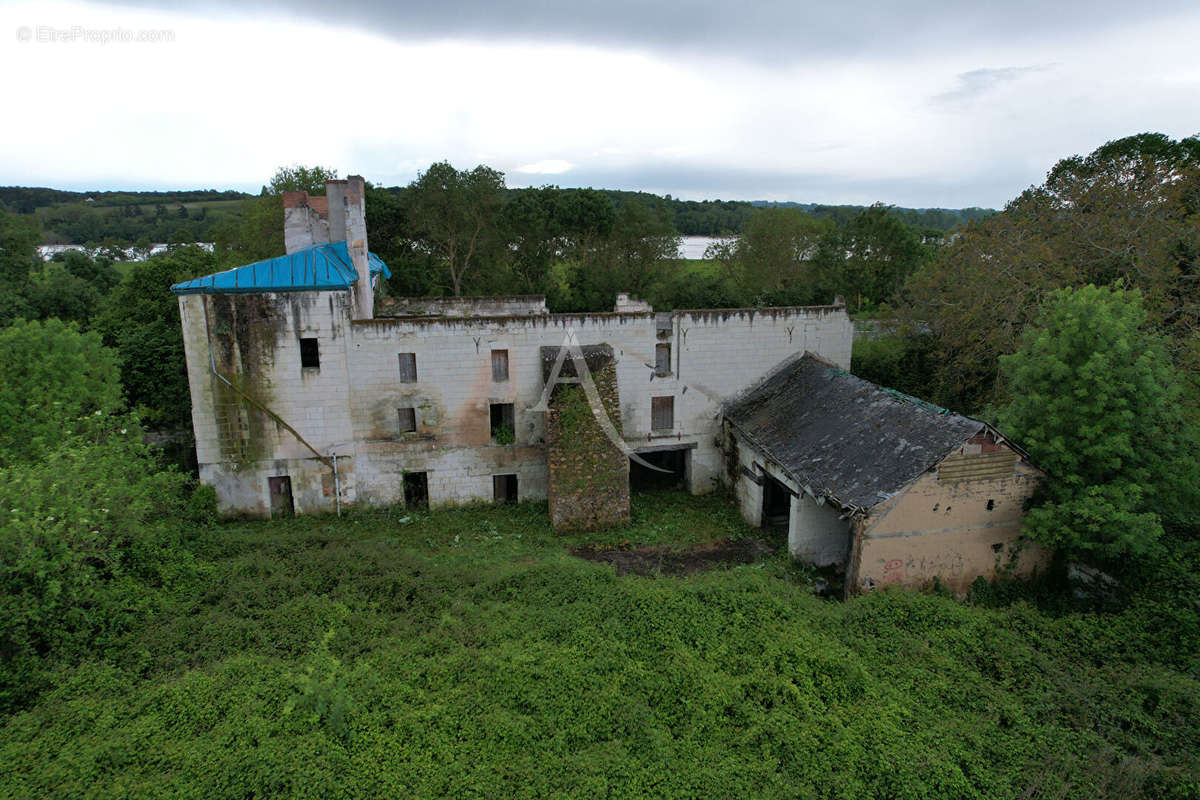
<box><xmin>723</xmin><ymin>354</ymin><xmax>1048</xmax><ymax>595</ymax></box>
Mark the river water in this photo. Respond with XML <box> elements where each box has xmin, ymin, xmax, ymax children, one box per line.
<box><xmin>677</xmin><ymin>235</ymin><xmax>731</xmax><ymax>260</ymax></box>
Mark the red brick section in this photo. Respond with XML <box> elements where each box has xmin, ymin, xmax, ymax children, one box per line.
<box><xmin>282</xmin><ymin>190</ymin><xmax>308</xmax><ymax>209</ymax></box>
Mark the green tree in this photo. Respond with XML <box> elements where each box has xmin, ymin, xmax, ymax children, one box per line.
<box><xmin>0</xmin><ymin>321</ymin><xmax>193</xmax><ymax>709</ymax></box>
<box><xmin>835</xmin><ymin>203</ymin><xmax>929</xmax><ymax>310</ymax></box>
<box><xmin>22</xmin><ymin>262</ymin><xmax>102</xmax><ymax>326</ymax></box>
<box><xmin>0</xmin><ymin>319</ymin><xmax>123</xmax><ymax>467</ymax></box>
<box><xmin>215</xmin><ymin>165</ymin><xmax>337</xmax><ymax>264</ymax></box>
<box><xmin>501</xmin><ymin>186</ymin><xmax>563</xmax><ymax>294</ymax></box>
<box><xmin>93</xmin><ymin>246</ymin><xmax>217</xmax><ymax>430</ymax></box>
<box><xmin>901</xmin><ymin>132</ymin><xmax>1200</xmax><ymax>412</ymax></box>
<box><xmin>407</xmin><ymin>161</ymin><xmax>507</xmax><ymax>296</ymax></box>
<box><xmin>267</xmin><ymin>165</ymin><xmax>338</xmax><ymax>195</ymax></box>
<box><xmin>0</xmin><ymin>209</ymin><xmax>40</xmax><ymax>325</ymax></box>
<box><xmin>560</xmin><ymin>199</ymin><xmax>679</xmax><ymax>311</ymax></box>
<box><xmin>707</xmin><ymin>207</ymin><xmax>834</xmax><ymax>303</ymax></box>
<box><xmin>996</xmin><ymin>284</ymin><xmax>1200</xmax><ymax>563</ymax></box>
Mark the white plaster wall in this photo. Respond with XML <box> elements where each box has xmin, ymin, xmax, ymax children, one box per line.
<box><xmin>789</xmin><ymin>492</ymin><xmax>850</xmax><ymax>566</ymax></box>
<box><xmin>672</xmin><ymin>306</ymin><xmax>852</xmax><ymax>491</ymax></box>
<box><xmin>344</xmin><ymin>312</ymin><xmax>655</xmax><ymax>507</ymax></box>
<box><xmin>733</xmin><ymin>437</ymin><xmax>765</xmax><ymax>528</ymax></box>
<box><xmin>182</xmin><ymin>295</ymin><xmax>854</xmax><ymax>514</ymax></box>
<box><xmin>729</xmin><ymin>431</ymin><xmax>850</xmax><ymax>566</ymax></box>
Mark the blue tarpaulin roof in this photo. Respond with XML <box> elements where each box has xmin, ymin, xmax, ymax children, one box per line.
<box><xmin>170</xmin><ymin>241</ymin><xmax>391</xmax><ymax>295</ymax></box>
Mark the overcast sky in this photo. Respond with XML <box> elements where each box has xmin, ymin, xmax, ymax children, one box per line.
<box><xmin>1</xmin><ymin>0</ymin><xmax>1198</xmax><ymax>207</ymax></box>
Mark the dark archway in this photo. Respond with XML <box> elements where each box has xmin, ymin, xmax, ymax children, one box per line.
<box><xmin>630</xmin><ymin>448</ymin><xmax>688</xmax><ymax>492</ymax></box>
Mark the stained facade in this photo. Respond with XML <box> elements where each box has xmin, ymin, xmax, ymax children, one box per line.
<box><xmin>173</xmin><ymin>177</ymin><xmax>1044</xmax><ymax>593</ymax></box>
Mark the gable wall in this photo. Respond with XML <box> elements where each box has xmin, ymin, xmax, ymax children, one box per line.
<box><xmin>847</xmin><ymin>438</ymin><xmax>1048</xmax><ymax>595</ymax></box>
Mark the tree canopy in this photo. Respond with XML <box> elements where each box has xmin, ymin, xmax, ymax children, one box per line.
<box><xmin>0</xmin><ymin>318</ymin><xmax>123</xmax><ymax>467</ymax></box>
<box><xmin>997</xmin><ymin>284</ymin><xmax>1199</xmax><ymax>563</ymax></box>
<box><xmin>900</xmin><ymin>132</ymin><xmax>1200</xmax><ymax>412</ymax></box>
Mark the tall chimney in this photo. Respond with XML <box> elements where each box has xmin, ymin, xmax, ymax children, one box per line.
<box><xmin>326</xmin><ymin>180</ymin><xmax>347</xmax><ymax>243</ymax></box>
<box><xmin>344</xmin><ymin>175</ymin><xmax>373</xmax><ymax>320</ymax></box>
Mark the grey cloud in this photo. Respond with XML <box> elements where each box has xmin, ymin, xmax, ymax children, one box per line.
<box><xmin>491</xmin><ymin>160</ymin><xmax>1032</xmax><ymax>209</ymax></box>
<box><xmin>934</xmin><ymin>64</ymin><xmax>1057</xmax><ymax>104</ymax></box>
<box><xmin>99</xmin><ymin>0</ymin><xmax>1196</xmax><ymax>62</ymax></box>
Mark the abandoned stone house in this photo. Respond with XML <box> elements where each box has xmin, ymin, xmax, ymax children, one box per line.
<box><xmin>171</xmin><ymin>175</ymin><xmax>1045</xmax><ymax>593</ymax></box>
<box><xmin>723</xmin><ymin>354</ymin><xmax>1047</xmax><ymax>594</ymax></box>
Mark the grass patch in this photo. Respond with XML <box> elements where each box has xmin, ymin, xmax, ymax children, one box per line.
<box><xmin>1</xmin><ymin>492</ymin><xmax>1196</xmax><ymax>798</ymax></box>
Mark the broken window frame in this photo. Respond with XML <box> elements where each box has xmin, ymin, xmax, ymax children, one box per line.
<box><xmin>397</xmin><ymin>406</ymin><xmax>417</xmax><ymax>434</ymax></box>
<box><xmin>397</xmin><ymin>352</ymin><xmax>418</xmax><ymax>383</ymax></box>
<box><xmin>299</xmin><ymin>337</ymin><xmax>320</xmax><ymax>370</ymax></box>
<box><xmin>490</xmin><ymin>402</ymin><xmax>516</xmax><ymax>444</ymax></box>
<box><xmin>493</xmin><ymin>473</ymin><xmax>518</xmax><ymax>504</ymax></box>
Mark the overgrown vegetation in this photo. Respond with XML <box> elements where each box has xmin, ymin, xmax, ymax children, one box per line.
<box><xmin>0</xmin><ymin>493</ymin><xmax>1196</xmax><ymax>798</ymax></box>
<box><xmin>1</xmin><ymin>134</ymin><xmax>1198</xmax><ymax>797</ymax></box>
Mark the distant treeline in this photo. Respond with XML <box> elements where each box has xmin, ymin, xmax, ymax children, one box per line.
<box><xmin>0</xmin><ymin>187</ymin><xmax>249</xmax><ymax>213</ymax></box>
<box><xmin>0</xmin><ymin>182</ymin><xmax>993</xmax><ymax>247</ymax></box>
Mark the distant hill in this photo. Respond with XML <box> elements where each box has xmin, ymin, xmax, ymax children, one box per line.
<box><xmin>750</xmin><ymin>201</ymin><xmax>997</xmax><ymax>234</ymax></box>
<box><xmin>2</xmin><ymin>183</ymin><xmax>995</xmax><ymax>247</ymax></box>
<box><xmin>0</xmin><ymin>187</ymin><xmax>253</xmax><ymax>246</ymax></box>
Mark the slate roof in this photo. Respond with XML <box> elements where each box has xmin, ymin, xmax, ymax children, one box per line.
<box><xmin>723</xmin><ymin>353</ymin><xmax>986</xmax><ymax>510</ymax></box>
<box><xmin>170</xmin><ymin>241</ymin><xmax>391</xmax><ymax>295</ymax></box>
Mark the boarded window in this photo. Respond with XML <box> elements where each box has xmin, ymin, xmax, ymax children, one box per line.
<box><xmin>300</xmin><ymin>338</ymin><xmax>320</xmax><ymax>369</ymax></box>
<box><xmin>651</xmin><ymin>396</ymin><xmax>674</xmax><ymax>431</ymax></box>
<box><xmin>397</xmin><ymin>352</ymin><xmax>417</xmax><ymax>383</ymax></box>
<box><xmin>655</xmin><ymin>343</ymin><xmax>671</xmax><ymax>376</ymax></box>
<box><xmin>398</xmin><ymin>407</ymin><xmax>417</xmax><ymax>433</ymax></box>
<box><xmin>490</xmin><ymin>403</ymin><xmax>515</xmax><ymax>444</ymax></box>
<box><xmin>938</xmin><ymin>450</ymin><xmax>1017</xmax><ymax>482</ymax></box>
<box><xmin>491</xmin><ymin>349</ymin><xmax>509</xmax><ymax>382</ymax></box>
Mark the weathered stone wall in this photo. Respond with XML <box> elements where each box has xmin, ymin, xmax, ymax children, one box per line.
<box><xmin>376</xmin><ymin>295</ymin><xmax>549</xmax><ymax>318</ymax></box>
<box><xmin>178</xmin><ymin>290</ymin><xmax>356</xmax><ymax>516</ymax></box>
<box><xmin>181</xmin><ymin>292</ymin><xmax>854</xmax><ymax>516</ymax></box>
<box><xmin>846</xmin><ymin>440</ymin><xmax>1048</xmax><ymax>595</ymax></box>
<box><xmin>546</xmin><ymin>354</ymin><xmax>630</xmax><ymax>531</ymax></box>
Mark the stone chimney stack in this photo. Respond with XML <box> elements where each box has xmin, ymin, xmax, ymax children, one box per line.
<box><xmin>342</xmin><ymin>175</ymin><xmax>373</xmax><ymax>320</ymax></box>
<box><xmin>326</xmin><ymin>180</ymin><xmax>347</xmax><ymax>243</ymax></box>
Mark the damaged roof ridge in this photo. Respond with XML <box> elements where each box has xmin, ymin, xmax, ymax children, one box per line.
<box><xmin>726</xmin><ymin>415</ymin><xmax>860</xmax><ymax>513</ymax></box>
<box><xmin>724</xmin><ymin>354</ymin><xmax>994</xmax><ymax>509</ymax></box>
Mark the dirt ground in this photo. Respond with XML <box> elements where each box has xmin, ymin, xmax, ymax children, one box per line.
<box><xmin>570</xmin><ymin>537</ymin><xmax>776</xmax><ymax>577</ymax></box>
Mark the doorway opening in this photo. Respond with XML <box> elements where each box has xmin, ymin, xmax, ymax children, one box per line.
<box><xmin>493</xmin><ymin>473</ymin><xmax>518</xmax><ymax>504</ymax></box>
<box><xmin>403</xmin><ymin>471</ymin><xmax>429</xmax><ymax>509</ymax></box>
<box><xmin>630</xmin><ymin>448</ymin><xmax>688</xmax><ymax>492</ymax></box>
<box><xmin>269</xmin><ymin>475</ymin><xmax>294</xmax><ymax>519</ymax></box>
<box><xmin>761</xmin><ymin>473</ymin><xmax>791</xmax><ymax>532</ymax></box>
